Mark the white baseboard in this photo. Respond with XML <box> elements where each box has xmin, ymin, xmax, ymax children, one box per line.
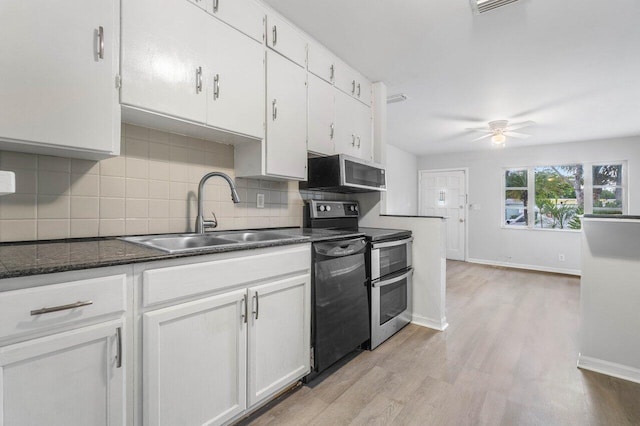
<box><xmin>467</xmin><ymin>258</ymin><xmax>581</xmax><ymax>276</ymax></box>
<box><xmin>411</xmin><ymin>314</ymin><xmax>449</xmax><ymax>331</ymax></box>
<box><xmin>577</xmin><ymin>354</ymin><xmax>640</xmax><ymax>384</ymax></box>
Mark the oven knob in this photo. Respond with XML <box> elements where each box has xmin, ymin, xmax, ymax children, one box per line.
<box><xmin>319</xmin><ymin>205</ymin><xmax>325</xmax><ymax>212</ymax></box>
<box><xmin>355</xmin><ymin>205</ymin><xmax>359</xmax><ymax>211</ymax></box>
<box><xmin>326</xmin><ymin>205</ymin><xmax>332</xmax><ymax>212</ymax></box>
<box><xmin>349</xmin><ymin>205</ymin><xmax>355</xmax><ymax>212</ymax></box>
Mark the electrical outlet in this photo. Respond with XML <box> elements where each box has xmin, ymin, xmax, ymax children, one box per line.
<box><xmin>559</xmin><ymin>254</ymin><xmax>565</xmax><ymax>262</ymax></box>
<box><xmin>257</xmin><ymin>193</ymin><xmax>265</xmax><ymax>209</ymax></box>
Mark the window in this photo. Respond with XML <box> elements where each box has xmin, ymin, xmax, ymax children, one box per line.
<box><xmin>503</xmin><ymin>162</ymin><xmax>626</xmax><ymax>230</ymax></box>
<box><xmin>504</xmin><ymin>169</ymin><xmax>528</xmax><ymax>226</ymax></box>
<box><xmin>534</xmin><ymin>165</ymin><xmax>583</xmax><ymax>230</ymax></box>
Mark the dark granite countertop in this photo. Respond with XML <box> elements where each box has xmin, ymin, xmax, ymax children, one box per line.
<box><xmin>583</xmin><ymin>215</ymin><xmax>640</xmax><ymax>220</ymax></box>
<box><xmin>0</xmin><ymin>227</ymin><xmax>366</xmax><ymax>282</ymax></box>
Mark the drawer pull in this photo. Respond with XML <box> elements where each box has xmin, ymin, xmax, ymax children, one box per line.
<box><xmin>30</xmin><ymin>300</ymin><xmax>93</xmax><ymax>316</ymax></box>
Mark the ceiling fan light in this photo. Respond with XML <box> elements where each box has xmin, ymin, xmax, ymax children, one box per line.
<box><xmin>491</xmin><ymin>133</ymin><xmax>506</xmax><ymax>145</ymax></box>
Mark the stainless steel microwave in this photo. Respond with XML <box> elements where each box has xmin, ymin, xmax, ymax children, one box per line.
<box><xmin>305</xmin><ymin>154</ymin><xmax>386</xmax><ymax>193</ymax></box>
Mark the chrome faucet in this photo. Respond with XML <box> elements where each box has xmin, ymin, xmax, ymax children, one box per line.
<box><xmin>195</xmin><ymin>172</ymin><xmax>241</xmax><ymax>233</ymax></box>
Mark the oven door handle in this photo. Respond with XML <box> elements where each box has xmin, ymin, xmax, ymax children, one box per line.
<box><xmin>372</xmin><ymin>268</ymin><xmax>413</xmax><ymax>288</ymax></box>
<box><xmin>371</xmin><ymin>236</ymin><xmax>413</xmax><ymax>250</ymax></box>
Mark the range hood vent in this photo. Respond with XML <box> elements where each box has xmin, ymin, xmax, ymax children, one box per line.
<box><xmin>471</xmin><ymin>0</ymin><xmax>521</xmax><ymax>14</ymax></box>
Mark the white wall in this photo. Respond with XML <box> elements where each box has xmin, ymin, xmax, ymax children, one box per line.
<box><xmin>385</xmin><ymin>144</ymin><xmax>418</xmax><ymax>215</ymax></box>
<box><xmin>417</xmin><ymin>136</ymin><xmax>640</xmax><ymax>274</ymax></box>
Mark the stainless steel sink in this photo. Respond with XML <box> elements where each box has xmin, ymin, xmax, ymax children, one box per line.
<box><xmin>120</xmin><ymin>231</ymin><xmax>300</xmax><ymax>253</ymax></box>
<box><xmin>216</xmin><ymin>231</ymin><xmax>294</xmax><ymax>242</ymax></box>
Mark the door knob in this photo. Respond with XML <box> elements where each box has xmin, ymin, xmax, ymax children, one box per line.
<box><xmin>459</xmin><ymin>218</ymin><xmax>464</xmax><ymax>223</ymax></box>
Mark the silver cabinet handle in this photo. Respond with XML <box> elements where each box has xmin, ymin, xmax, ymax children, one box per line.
<box><xmin>357</xmin><ymin>83</ymin><xmax>361</xmax><ymax>97</ymax></box>
<box><xmin>252</xmin><ymin>292</ymin><xmax>259</xmax><ymax>320</ymax></box>
<box><xmin>272</xmin><ymin>25</ymin><xmax>277</xmax><ymax>46</ymax></box>
<box><xmin>116</xmin><ymin>327</ymin><xmax>122</xmax><ymax>368</ymax></box>
<box><xmin>357</xmin><ymin>136</ymin><xmax>361</xmax><ymax>148</ymax></box>
<box><xmin>213</xmin><ymin>0</ymin><xmax>219</xmax><ymax>12</ymax></box>
<box><xmin>213</xmin><ymin>73</ymin><xmax>220</xmax><ymax>99</ymax></box>
<box><xmin>241</xmin><ymin>294</ymin><xmax>248</xmax><ymax>323</ymax></box>
<box><xmin>351</xmin><ymin>80</ymin><xmax>356</xmax><ymax>94</ymax></box>
<box><xmin>196</xmin><ymin>66</ymin><xmax>203</xmax><ymax>93</ymax></box>
<box><xmin>330</xmin><ymin>64</ymin><xmax>335</xmax><ymax>82</ymax></box>
<box><xmin>272</xmin><ymin>99</ymin><xmax>277</xmax><ymax>121</ymax></box>
<box><xmin>31</xmin><ymin>300</ymin><xmax>93</xmax><ymax>316</ymax></box>
<box><xmin>351</xmin><ymin>134</ymin><xmax>356</xmax><ymax>146</ymax></box>
<box><xmin>330</xmin><ymin>123</ymin><xmax>335</xmax><ymax>139</ymax></box>
<box><xmin>97</xmin><ymin>26</ymin><xmax>105</xmax><ymax>60</ymax></box>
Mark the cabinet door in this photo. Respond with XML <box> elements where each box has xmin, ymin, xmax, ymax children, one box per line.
<box><xmin>355</xmin><ymin>76</ymin><xmax>372</xmax><ymax>106</ymax></box>
<box><xmin>206</xmin><ymin>17</ymin><xmax>264</xmax><ymax>139</ymax></box>
<box><xmin>266</xmin><ymin>14</ymin><xmax>307</xmax><ymax>67</ymax></box>
<box><xmin>307</xmin><ymin>74</ymin><xmax>335</xmax><ymax>155</ymax></box>
<box><xmin>143</xmin><ymin>290</ymin><xmax>247</xmax><ymax>426</ymax></box>
<box><xmin>211</xmin><ymin>0</ymin><xmax>265</xmax><ymax>43</ymax></box>
<box><xmin>248</xmin><ymin>274</ymin><xmax>311</xmax><ymax>407</ymax></box>
<box><xmin>266</xmin><ymin>51</ymin><xmax>307</xmax><ymax>179</ymax></box>
<box><xmin>334</xmin><ymin>60</ymin><xmax>359</xmax><ymax>98</ymax></box>
<box><xmin>334</xmin><ymin>89</ymin><xmax>358</xmax><ymax>156</ymax></box>
<box><xmin>0</xmin><ymin>0</ymin><xmax>119</xmax><ymax>155</ymax></box>
<box><xmin>0</xmin><ymin>321</ymin><xmax>124</xmax><ymax>426</ymax></box>
<box><xmin>121</xmin><ymin>0</ymin><xmax>207</xmax><ymax>124</ymax></box>
<box><xmin>308</xmin><ymin>42</ymin><xmax>335</xmax><ymax>84</ymax></box>
<box><xmin>355</xmin><ymin>101</ymin><xmax>373</xmax><ymax>161</ymax></box>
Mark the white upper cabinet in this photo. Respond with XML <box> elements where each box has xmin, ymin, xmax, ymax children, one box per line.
<box><xmin>122</xmin><ymin>0</ymin><xmax>264</xmax><ymax>139</ymax></box>
<box><xmin>122</xmin><ymin>0</ymin><xmax>208</xmax><ymax>124</ymax></box>
<box><xmin>334</xmin><ymin>90</ymin><xmax>372</xmax><ymax>161</ymax></box>
<box><xmin>205</xmin><ymin>18</ymin><xmax>265</xmax><ymax>139</ymax></box>
<box><xmin>335</xmin><ymin>59</ymin><xmax>372</xmax><ymax>106</ymax></box>
<box><xmin>0</xmin><ymin>0</ymin><xmax>120</xmax><ymax>159</ymax></box>
<box><xmin>210</xmin><ymin>0</ymin><xmax>265</xmax><ymax>43</ymax></box>
<box><xmin>307</xmin><ymin>74</ymin><xmax>335</xmax><ymax>156</ymax></box>
<box><xmin>266</xmin><ymin>14</ymin><xmax>307</xmax><ymax>67</ymax></box>
<box><xmin>187</xmin><ymin>0</ymin><xmax>265</xmax><ymax>43</ymax></box>
<box><xmin>308</xmin><ymin>42</ymin><xmax>336</xmax><ymax>84</ymax></box>
<box><xmin>265</xmin><ymin>50</ymin><xmax>307</xmax><ymax>179</ymax></box>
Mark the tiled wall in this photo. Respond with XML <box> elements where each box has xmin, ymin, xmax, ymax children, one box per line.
<box><xmin>0</xmin><ymin>124</ymin><xmax>338</xmax><ymax>242</ymax></box>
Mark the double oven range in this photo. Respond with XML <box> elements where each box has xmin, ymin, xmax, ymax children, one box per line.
<box><xmin>305</xmin><ymin>200</ymin><xmax>413</xmax><ymax>377</ymax></box>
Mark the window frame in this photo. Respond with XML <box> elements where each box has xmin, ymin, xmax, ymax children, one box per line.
<box><xmin>501</xmin><ymin>160</ymin><xmax>628</xmax><ymax>231</ymax></box>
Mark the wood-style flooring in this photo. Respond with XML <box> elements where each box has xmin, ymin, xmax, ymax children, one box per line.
<box><xmin>240</xmin><ymin>261</ymin><xmax>640</xmax><ymax>425</ymax></box>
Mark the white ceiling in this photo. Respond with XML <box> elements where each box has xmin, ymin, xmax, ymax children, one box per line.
<box><xmin>262</xmin><ymin>0</ymin><xmax>640</xmax><ymax>155</ymax></box>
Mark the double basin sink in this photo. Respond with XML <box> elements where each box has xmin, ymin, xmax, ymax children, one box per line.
<box><xmin>121</xmin><ymin>230</ymin><xmax>301</xmax><ymax>253</ymax></box>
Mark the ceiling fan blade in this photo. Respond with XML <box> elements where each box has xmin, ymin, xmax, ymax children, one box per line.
<box><xmin>505</xmin><ymin>120</ymin><xmax>535</xmax><ymax>131</ymax></box>
<box><xmin>465</xmin><ymin>127</ymin><xmax>493</xmax><ymax>133</ymax></box>
<box><xmin>505</xmin><ymin>132</ymin><xmax>531</xmax><ymax>139</ymax></box>
<box><xmin>471</xmin><ymin>134</ymin><xmax>493</xmax><ymax>142</ymax></box>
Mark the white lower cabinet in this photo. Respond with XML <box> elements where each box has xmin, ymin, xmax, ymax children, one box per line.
<box><xmin>0</xmin><ymin>271</ymin><xmax>128</xmax><ymax>426</ymax></box>
<box><xmin>143</xmin><ymin>290</ymin><xmax>247</xmax><ymax>426</ymax></box>
<box><xmin>139</xmin><ymin>245</ymin><xmax>312</xmax><ymax>425</ymax></box>
<box><xmin>248</xmin><ymin>275</ymin><xmax>310</xmax><ymax>407</ymax></box>
<box><xmin>0</xmin><ymin>319</ymin><xmax>125</xmax><ymax>426</ymax></box>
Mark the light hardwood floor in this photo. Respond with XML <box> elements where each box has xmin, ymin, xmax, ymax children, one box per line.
<box><xmin>241</xmin><ymin>261</ymin><xmax>640</xmax><ymax>425</ymax></box>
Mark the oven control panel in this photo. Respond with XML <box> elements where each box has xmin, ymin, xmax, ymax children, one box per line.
<box><xmin>309</xmin><ymin>200</ymin><xmax>359</xmax><ymax>218</ymax></box>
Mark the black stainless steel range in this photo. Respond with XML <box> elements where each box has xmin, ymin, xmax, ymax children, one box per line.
<box><xmin>305</xmin><ymin>200</ymin><xmax>413</xmax><ymax>352</ymax></box>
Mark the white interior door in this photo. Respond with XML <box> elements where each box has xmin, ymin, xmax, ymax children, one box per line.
<box><xmin>419</xmin><ymin>170</ymin><xmax>467</xmax><ymax>261</ymax></box>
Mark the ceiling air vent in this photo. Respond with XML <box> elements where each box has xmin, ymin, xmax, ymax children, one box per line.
<box><xmin>471</xmin><ymin>0</ymin><xmax>521</xmax><ymax>14</ymax></box>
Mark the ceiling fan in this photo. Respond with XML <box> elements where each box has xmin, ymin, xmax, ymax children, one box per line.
<box><xmin>467</xmin><ymin>120</ymin><xmax>536</xmax><ymax>146</ymax></box>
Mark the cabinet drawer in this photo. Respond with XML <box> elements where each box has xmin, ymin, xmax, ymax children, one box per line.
<box><xmin>142</xmin><ymin>245</ymin><xmax>311</xmax><ymax>307</ymax></box>
<box><xmin>0</xmin><ymin>274</ymin><xmax>126</xmax><ymax>341</ymax></box>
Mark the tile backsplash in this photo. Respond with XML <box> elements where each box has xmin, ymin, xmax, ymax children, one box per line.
<box><xmin>0</xmin><ymin>124</ymin><xmax>344</xmax><ymax>242</ymax></box>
